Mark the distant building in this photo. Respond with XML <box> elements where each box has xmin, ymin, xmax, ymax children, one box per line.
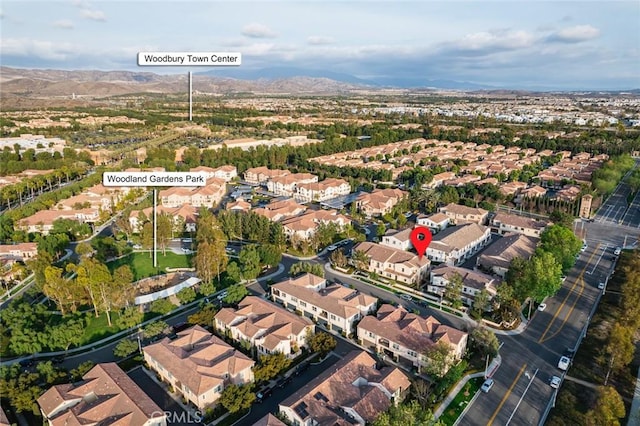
<box><xmin>476</xmin><ymin>233</ymin><xmax>538</xmax><ymax>277</ymax></box>
<box><xmin>295</xmin><ymin>178</ymin><xmax>351</xmax><ymax>203</ymax></box>
<box><xmin>416</xmin><ymin>212</ymin><xmax>450</xmax><ymax>234</ymax></box>
<box><xmin>490</xmin><ymin>213</ymin><xmax>548</xmax><ymax>238</ymax></box>
<box><xmin>355</xmin><ymin>188</ymin><xmax>407</xmax><ymax>217</ymax></box>
<box><xmin>426</xmin><ymin>223</ymin><xmax>491</xmax><ymax>266</ymax></box>
<box><xmin>438</xmin><ymin>204</ymin><xmax>489</xmax><ymax>225</ymax></box>
<box><xmin>579</xmin><ymin>194</ymin><xmax>593</xmax><ymax>218</ymax></box>
<box><xmin>381</xmin><ymin>228</ymin><xmax>413</xmax><ymax>251</ymax></box>
<box><xmin>243</xmin><ymin>167</ymin><xmax>290</xmax><ymax>185</ymax></box>
<box><xmin>354</xmin><ymin>241</ymin><xmax>430</xmax><ymax>287</ymax></box>
<box><xmin>429</xmin><ymin>265</ymin><xmax>499</xmax><ymax>306</ymax></box>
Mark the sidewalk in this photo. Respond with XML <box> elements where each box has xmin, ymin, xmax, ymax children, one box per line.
<box><xmin>434</xmin><ymin>372</ymin><xmax>485</xmax><ymax>419</ymax></box>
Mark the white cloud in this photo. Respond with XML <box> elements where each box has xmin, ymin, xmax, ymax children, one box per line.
<box><xmin>307</xmin><ymin>36</ymin><xmax>335</xmax><ymax>45</ymax></box>
<box><xmin>548</xmin><ymin>25</ymin><xmax>600</xmax><ymax>43</ymax></box>
<box><xmin>81</xmin><ymin>9</ymin><xmax>106</xmax><ymax>21</ymax></box>
<box><xmin>0</xmin><ymin>38</ymin><xmax>76</xmax><ymax>61</ymax></box>
<box><xmin>241</xmin><ymin>23</ymin><xmax>277</xmax><ymax>39</ymax></box>
<box><xmin>451</xmin><ymin>30</ymin><xmax>535</xmax><ymax>52</ymax></box>
<box><xmin>53</xmin><ymin>19</ymin><xmax>74</xmax><ymax>29</ymax></box>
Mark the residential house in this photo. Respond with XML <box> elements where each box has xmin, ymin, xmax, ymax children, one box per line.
<box><xmin>438</xmin><ymin>204</ymin><xmax>488</xmax><ymax>225</ymax></box>
<box><xmin>281</xmin><ymin>210</ymin><xmax>351</xmax><ymax>240</ymax></box>
<box><xmin>190</xmin><ymin>165</ymin><xmax>237</xmax><ymax>182</ymax></box>
<box><xmin>490</xmin><ymin>213</ymin><xmax>548</xmax><ymax>238</ymax></box>
<box><xmin>416</xmin><ymin>212</ymin><xmax>450</xmax><ymax>234</ymax></box>
<box><xmin>381</xmin><ymin>228</ymin><xmax>413</xmax><ymax>251</ymax></box>
<box><xmin>37</xmin><ymin>363</ymin><xmax>166</xmax><ymax>426</ymax></box>
<box><xmin>160</xmin><ymin>178</ymin><xmax>226</xmax><ymax>208</ymax></box>
<box><xmin>424</xmin><ymin>172</ymin><xmax>457</xmax><ymax>189</ymax></box>
<box><xmin>429</xmin><ymin>265</ymin><xmax>499</xmax><ymax>306</ymax></box>
<box><xmin>355</xmin><ymin>188</ymin><xmax>407</xmax><ymax>217</ymax></box>
<box><xmin>476</xmin><ymin>233</ymin><xmax>538</xmax><ymax>277</ymax></box>
<box><xmin>426</xmin><ymin>223</ymin><xmax>491</xmax><ymax>265</ymax></box>
<box><xmin>271</xmin><ymin>273</ymin><xmax>377</xmax><ymax>335</ymax></box>
<box><xmin>129</xmin><ymin>205</ymin><xmax>198</xmax><ymax>233</ymax></box>
<box><xmin>252</xmin><ymin>414</ymin><xmax>287</xmax><ymax>426</ymax></box>
<box><xmin>243</xmin><ymin>167</ymin><xmax>290</xmax><ymax>185</ymax></box>
<box><xmin>143</xmin><ymin>326</ymin><xmax>254</xmax><ymax>410</ymax></box>
<box><xmin>295</xmin><ymin>178</ymin><xmax>351</xmax><ymax>203</ymax></box>
<box><xmin>0</xmin><ymin>242</ymin><xmax>38</xmax><ymax>261</ymax></box>
<box><xmin>520</xmin><ymin>185</ymin><xmax>547</xmax><ymax>199</ymax></box>
<box><xmin>354</xmin><ymin>241</ymin><xmax>430</xmax><ymax>287</ymax></box>
<box><xmin>266</xmin><ymin>173</ymin><xmax>318</xmax><ymax>197</ymax></box>
<box><xmin>214</xmin><ymin>296</ymin><xmax>314</xmax><ymax>359</ymax></box>
<box><xmin>279</xmin><ymin>350</ymin><xmax>410</xmax><ymax>426</ymax></box>
<box><xmin>358</xmin><ymin>304</ymin><xmax>468</xmax><ymax>371</ymax></box>
<box><xmin>225</xmin><ymin>198</ymin><xmax>252</xmax><ymax>212</ymax></box>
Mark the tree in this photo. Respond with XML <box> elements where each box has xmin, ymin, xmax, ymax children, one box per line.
<box><xmin>47</xmin><ymin>320</ymin><xmax>85</xmax><ymax>351</ymax></box>
<box><xmin>42</xmin><ymin>265</ymin><xmax>73</xmax><ymax>315</ymax></box>
<box><xmin>258</xmin><ymin>244</ymin><xmax>282</xmax><ymax>268</ymax></box>
<box><xmin>114</xmin><ymin>339</ymin><xmax>139</xmax><ymax>358</ymax></box>
<box><xmin>471</xmin><ymin>289</ymin><xmax>491</xmax><ymax>320</ymax></box>
<box><xmin>373</xmin><ymin>400</ymin><xmax>443</xmax><ymax>426</ymax></box>
<box><xmin>224</xmin><ymin>284</ymin><xmax>248</xmax><ymax>304</ymax></box>
<box><xmin>116</xmin><ymin>306</ymin><xmax>143</xmax><ymax>329</ymax></box>
<box><xmin>0</xmin><ymin>368</ymin><xmax>42</xmax><ymax>414</ymax></box>
<box><xmin>330</xmin><ymin>249</ymin><xmax>348</xmax><ymax>269</ymax></box>
<box><xmin>444</xmin><ymin>273</ymin><xmax>463</xmax><ymax>310</ymax></box>
<box><xmin>150</xmin><ymin>298</ymin><xmax>176</xmax><ymax>315</ymax></box>
<box><xmin>226</xmin><ymin>261</ymin><xmax>242</xmax><ymax>283</ymax></box>
<box><xmin>309</xmin><ymin>332</ymin><xmax>336</xmax><ymax>357</ymax></box>
<box><xmin>187</xmin><ymin>305</ymin><xmax>218</xmax><ymax>327</ymax></box>
<box><xmin>218</xmin><ymin>384</ymin><xmax>255</xmax><ymax>413</ymax></box>
<box><xmin>422</xmin><ymin>341</ymin><xmax>453</xmax><ymax>378</ymax></box>
<box><xmin>199</xmin><ymin>280</ymin><xmax>217</xmax><ymax>296</ymax></box>
<box><xmin>143</xmin><ymin>320</ymin><xmax>168</xmax><ymax>339</ymax></box>
<box><xmin>157</xmin><ymin>213</ymin><xmax>174</xmax><ymax>255</ymax></box>
<box><xmin>526</xmin><ymin>251</ymin><xmax>563</xmax><ymax>303</ymax></box>
<box><xmin>238</xmin><ymin>245</ymin><xmax>261</xmax><ymax>281</ymax></box>
<box><xmin>70</xmin><ymin>361</ymin><xmax>95</xmax><ymax>381</ymax></box>
<box><xmin>194</xmin><ymin>240</ymin><xmax>228</xmax><ymax>285</ymax></box>
<box><xmin>605</xmin><ymin>323</ymin><xmax>635</xmax><ymax>375</ymax></box>
<box><xmin>113</xmin><ymin>265</ymin><xmax>134</xmax><ymax>285</ymax></box>
<box><xmin>589</xmin><ymin>386</ymin><xmax>625</xmax><ymax>426</ymax></box>
<box><xmin>141</xmin><ymin>221</ymin><xmax>153</xmax><ymax>256</ymax></box>
<box><xmin>290</xmin><ymin>262</ymin><xmax>324</xmax><ymax>277</ymax></box>
<box><xmin>376</xmin><ymin>223</ymin><xmax>387</xmax><ymax>238</ymax></box>
<box><xmin>253</xmin><ymin>353</ymin><xmax>292</xmax><ymax>383</ymax></box>
<box><xmin>540</xmin><ymin>224</ymin><xmax>582</xmax><ymax>271</ymax></box>
<box><xmin>470</xmin><ymin>327</ymin><xmax>499</xmax><ymax>358</ymax></box>
<box><xmin>176</xmin><ymin>287</ymin><xmax>197</xmax><ymax>304</ymax></box>
<box><xmin>352</xmin><ymin>249</ymin><xmax>370</xmax><ymax>271</ymax></box>
<box><xmin>36</xmin><ymin>361</ymin><xmax>66</xmax><ymax>385</ymax></box>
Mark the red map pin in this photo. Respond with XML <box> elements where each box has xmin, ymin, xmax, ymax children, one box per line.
<box><xmin>410</xmin><ymin>226</ymin><xmax>432</xmax><ymax>259</ymax></box>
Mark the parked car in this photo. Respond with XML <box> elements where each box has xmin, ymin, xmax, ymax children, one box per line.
<box><xmin>581</xmin><ymin>241</ymin><xmax>587</xmax><ymax>252</ymax></box>
<box><xmin>598</xmin><ymin>282</ymin><xmax>606</xmax><ymax>290</ymax></box>
<box><xmin>481</xmin><ymin>378</ymin><xmax>494</xmax><ymax>393</ymax></box>
<box><xmin>256</xmin><ymin>388</ymin><xmax>273</xmax><ymax>402</ymax></box>
<box><xmin>172</xmin><ymin>322</ymin><xmax>190</xmax><ymax>333</ymax></box>
<box><xmin>216</xmin><ymin>291</ymin><xmax>228</xmax><ymax>301</ymax></box>
<box><xmin>295</xmin><ymin>362</ymin><xmax>310</xmax><ymax>375</ymax></box>
<box><xmin>537</xmin><ymin>303</ymin><xmax>547</xmax><ymax>312</ymax></box>
<box><xmin>558</xmin><ymin>356</ymin><xmax>570</xmax><ymax>371</ymax></box>
<box><xmin>399</xmin><ymin>294</ymin><xmax>412</xmax><ymax>301</ymax></box>
<box><xmin>563</xmin><ymin>348</ymin><xmax>576</xmax><ymax>358</ymax></box>
<box><xmin>614</xmin><ymin>247</ymin><xmax>622</xmax><ymax>256</ymax></box>
<box><xmin>277</xmin><ymin>376</ymin><xmax>292</xmax><ymax>388</ymax></box>
<box><xmin>550</xmin><ymin>376</ymin><xmax>561</xmax><ymax>389</ymax></box>
<box><xmin>327</xmin><ymin>245</ymin><xmax>338</xmax><ymax>251</ymax></box>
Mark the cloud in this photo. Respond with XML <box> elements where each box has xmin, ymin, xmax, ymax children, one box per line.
<box><xmin>448</xmin><ymin>30</ymin><xmax>536</xmax><ymax>53</ymax></box>
<box><xmin>548</xmin><ymin>25</ymin><xmax>600</xmax><ymax>43</ymax></box>
<box><xmin>0</xmin><ymin>38</ymin><xmax>76</xmax><ymax>61</ymax></box>
<box><xmin>241</xmin><ymin>23</ymin><xmax>277</xmax><ymax>39</ymax></box>
<box><xmin>81</xmin><ymin>8</ymin><xmax>106</xmax><ymax>21</ymax></box>
<box><xmin>307</xmin><ymin>36</ymin><xmax>335</xmax><ymax>45</ymax></box>
<box><xmin>53</xmin><ymin>19</ymin><xmax>74</xmax><ymax>29</ymax></box>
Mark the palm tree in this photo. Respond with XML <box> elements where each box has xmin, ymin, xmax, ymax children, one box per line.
<box><xmin>352</xmin><ymin>249</ymin><xmax>370</xmax><ymax>271</ymax></box>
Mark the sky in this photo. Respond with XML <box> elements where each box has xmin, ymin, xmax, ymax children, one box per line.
<box><xmin>1</xmin><ymin>0</ymin><xmax>639</xmax><ymax>90</ymax></box>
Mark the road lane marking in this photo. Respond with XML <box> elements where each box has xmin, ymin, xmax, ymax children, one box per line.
<box><xmin>541</xmin><ymin>277</ymin><xmax>586</xmax><ymax>344</ymax></box>
<box><xmin>537</xmin><ymin>243</ymin><xmax>600</xmax><ymax>344</ymax></box>
<box><xmin>486</xmin><ymin>363</ymin><xmax>527</xmax><ymax>426</ymax></box>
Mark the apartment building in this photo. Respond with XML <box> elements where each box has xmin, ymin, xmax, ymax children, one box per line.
<box><xmin>243</xmin><ymin>167</ymin><xmax>290</xmax><ymax>185</ymax></box>
<box><xmin>37</xmin><ymin>363</ymin><xmax>166</xmax><ymax>426</ymax></box>
<box><xmin>426</xmin><ymin>223</ymin><xmax>491</xmax><ymax>266</ymax></box>
<box><xmin>416</xmin><ymin>212</ymin><xmax>450</xmax><ymax>234</ymax></box>
<box><xmin>490</xmin><ymin>213</ymin><xmax>548</xmax><ymax>238</ymax></box>
<box><xmin>159</xmin><ymin>178</ymin><xmax>226</xmax><ymax>208</ymax></box>
<box><xmin>0</xmin><ymin>242</ymin><xmax>38</xmax><ymax>261</ymax></box>
<box><xmin>295</xmin><ymin>178</ymin><xmax>351</xmax><ymax>203</ymax></box>
<box><xmin>18</xmin><ymin>209</ymin><xmax>99</xmax><ymax>235</ymax></box>
<box><xmin>381</xmin><ymin>228</ymin><xmax>413</xmax><ymax>251</ymax></box>
<box><xmin>476</xmin><ymin>233</ymin><xmax>538</xmax><ymax>277</ymax></box>
<box><xmin>279</xmin><ymin>350</ymin><xmax>410</xmax><ymax>426</ymax></box>
<box><xmin>271</xmin><ymin>273</ymin><xmax>377</xmax><ymax>336</ymax></box>
<box><xmin>215</xmin><ymin>296</ymin><xmax>314</xmax><ymax>359</ymax></box>
<box><xmin>355</xmin><ymin>188</ymin><xmax>407</xmax><ymax>217</ymax></box>
<box><xmin>358</xmin><ymin>305</ymin><xmax>468</xmax><ymax>371</ymax></box>
<box><xmin>129</xmin><ymin>204</ymin><xmax>198</xmax><ymax>233</ymax></box>
<box><xmin>190</xmin><ymin>165</ymin><xmax>238</xmax><ymax>182</ymax></box>
<box><xmin>253</xmin><ymin>198</ymin><xmax>307</xmax><ymax>222</ymax></box>
<box><xmin>281</xmin><ymin>209</ymin><xmax>351</xmax><ymax>240</ymax></box>
<box><xmin>438</xmin><ymin>204</ymin><xmax>489</xmax><ymax>225</ymax></box>
<box><xmin>266</xmin><ymin>173</ymin><xmax>318</xmax><ymax>197</ymax></box>
<box><xmin>354</xmin><ymin>241</ymin><xmax>430</xmax><ymax>287</ymax></box>
<box><xmin>429</xmin><ymin>265</ymin><xmax>499</xmax><ymax>306</ymax></box>
<box><xmin>143</xmin><ymin>326</ymin><xmax>254</xmax><ymax>410</ymax></box>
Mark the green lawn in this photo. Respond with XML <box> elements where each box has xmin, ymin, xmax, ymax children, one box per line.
<box><xmin>439</xmin><ymin>377</ymin><xmax>483</xmax><ymax>425</ymax></box>
<box><xmin>107</xmin><ymin>251</ymin><xmax>193</xmax><ymax>281</ymax></box>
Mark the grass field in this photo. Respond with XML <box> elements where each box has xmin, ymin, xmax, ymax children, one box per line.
<box><xmin>107</xmin><ymin>251</ymin><xmax>193</xmax><ymax>281</ymax></box>
<box><xmin>440</xmin><ymin>377</ymin><xmax>483</xmax><ymax>425</ymax></box>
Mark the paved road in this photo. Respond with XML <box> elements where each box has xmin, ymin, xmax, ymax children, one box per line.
<box><xmin>460</xmin><ymin>220</ymin><xmax>640</xmax><ymax>425</ymax></box>
<box><xmin>595</xmin><ymin>159</ymin><xmax>640</xmax><ymax>228</ymax></box>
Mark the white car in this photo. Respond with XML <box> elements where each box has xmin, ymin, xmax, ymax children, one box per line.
<box><xmin>538</xmin><ymin>303</ymin><xmax>547</xmax><ymax>312</ymax></box>
<box><xmin>327</xmin><ymin>245</ymin><xmax>338</xmax><ymax>251</ymax></box>
<box><xmin>581</xmin><ymin>241</ymin><xmax>587</xmax><ymax>252</ymax></box>
<box><xmin>481</xmin><ymin>378</ymin><xmax>494</xmax><ymax>393</ymax></box>
<box><xmin>550</xmin><ymin>376</ymin><xmax>561</xmax><ymax>389</ymax></box>
<box><xmin>614</xmin><ymin>247</ymin><xmax>621</xmax><ymax>256</ymax></box>
<box><xmin>399</xmin><ymin>294</ymin><xmax>412</xmax><ymax>301</ymax></box>
<box><xmin>598</xmin><ymin>282</ymin><xmax>606</xmax><ymax>290</ymax></box>
<box><xmin>558</xmin><ymin>356</ymin><xmax>570</xmax><ymax>371</ymax></box>
<box><xmin>216</xmin><ymin>291</ymin><xmax>228</xmax><ymax>301</ymax></box>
